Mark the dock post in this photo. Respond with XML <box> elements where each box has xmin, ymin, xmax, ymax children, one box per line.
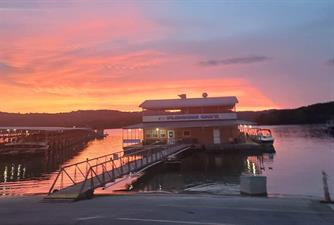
<box><xmin>90</xmin><ymin>170</ymin><xmax>94</xmax><ymax>190</ymax></box>
<box><xmin>322</xmin><ymin>171</ymin><xmax>332</xmax><ymax>203</ymax></box>
<box><xmin>111</xmin><ymin>161</ymin><xmax>116</xmax><ymax>178</ymax></box>
<box><xmin>135</xmin><ymin>155</ymin><xmax>138</xmax><ymax>170</ymax></box>
<box><xmin>120</xmin><ymin>158</ymin><xmax>124</xmax><ymax>175</ymax></box>
<box><xmin>86</xmin><ymin>158</ymin><xmax>89</xmax><ymax>175</ymax></box>
<box><xmin>102</xmin><ymin>166</ymin><xmax>105</xmax><ymax>184</ymax></box>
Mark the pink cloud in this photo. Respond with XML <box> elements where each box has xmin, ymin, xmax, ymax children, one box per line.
<box><xmin>0</xmin><ymin>3</ymin><xmax>278</xmax><ymax>113</ymax></box>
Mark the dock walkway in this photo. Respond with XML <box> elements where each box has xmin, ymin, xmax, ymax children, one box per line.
<box><xmin>46</xmin><ymin>144</ymin><xmax>192</xmax><ymax>200</ymax></box>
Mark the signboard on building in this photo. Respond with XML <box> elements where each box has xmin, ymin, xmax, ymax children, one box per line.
<box><xmin>143</xmin><ymin>113</ymin><xmax>237</xmax><ymax>122</ymax></box>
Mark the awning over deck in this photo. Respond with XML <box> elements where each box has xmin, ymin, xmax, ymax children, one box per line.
<box><xmin>123</xmin><ymin>120</ymin><xmax>255</xmax><ymax>129</ymax></box>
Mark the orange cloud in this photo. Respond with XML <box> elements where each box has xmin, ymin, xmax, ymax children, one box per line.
<box><xmin>0</xmin><ymin>4</ymin><xmax>277</xmax><ymax>113</ymax></box>
<box><xmin>0</xmin><ymin>77</ymin><xmax>277</xmax><ymax>113</ymax></box>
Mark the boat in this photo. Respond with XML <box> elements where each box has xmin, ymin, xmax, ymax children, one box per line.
<box><xmin>325</xmin><ymin>120</ymin><xmax>334</xmax><ymax>136</ymax></box>
<box><xmin>95</xmin><ymin>129</ymin><xmax>108</xmax><ymax>139</ymax></box>
<box><xmin>250</xmin><ymin>128</ymin><xmax>274</xmax><ymax>144</ymax></box>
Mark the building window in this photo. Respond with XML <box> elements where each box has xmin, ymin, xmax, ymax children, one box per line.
<box><xmin>160</xmin><ymin>129</ymin><xmax>166</xmax><ymax>138</ymax></box>
<box><xmin>152</xmin><ymin>130</ymin><xmax>158</xmax><ymax>138</ymax></box>
<box><xmin>183</xmin><ymin>130</ymin><xmax>191</xmax><ymax>137</ymax></box>
<box><xmin>145</xmin><ymin>130</ymin><xmax>151</xmax><ymax>138</ymax></box>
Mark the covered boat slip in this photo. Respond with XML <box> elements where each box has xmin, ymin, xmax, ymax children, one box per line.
<box><xmin>123</xmin><ymin>120</ymin><xmax>258</xmax><ymax>149</ymax></box>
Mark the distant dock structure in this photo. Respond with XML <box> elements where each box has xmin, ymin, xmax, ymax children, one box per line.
<box><xmin>0</xmin><ymin>127</ymin><xmax>96</xmax><ymax>157</ymax></box>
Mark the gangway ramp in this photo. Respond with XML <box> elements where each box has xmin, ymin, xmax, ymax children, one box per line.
<box><xmin>45</xmin><ymin>144</ymin><xmax>192</xmax><ymax>200</ymax></box>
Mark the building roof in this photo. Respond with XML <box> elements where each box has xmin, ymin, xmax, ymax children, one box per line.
<box><xmin>139</xmin><ymin>96</ymin><xmax>238</xmax><ymax>110</ymax></box>
<box><xmin>123</xmin><ymin>120</ymin><xmax>254</xmax><ymax>129</ymax></box>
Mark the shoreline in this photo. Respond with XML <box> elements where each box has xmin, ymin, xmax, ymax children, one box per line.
<box><xmin>0</xmin><ymin>192</ymin><xmax>333</xmax><ymax>225</ymax></box>
<box><xmin>0</xmin><ymin>189</ymin><xmax>325</xmax><ymax>201</ymax></box>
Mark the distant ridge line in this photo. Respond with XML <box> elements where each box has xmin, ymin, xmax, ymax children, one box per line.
<box><xmin>0</xmin><ymin>101</ymin><xmax>333</xmax><ymax>128</ymax></box>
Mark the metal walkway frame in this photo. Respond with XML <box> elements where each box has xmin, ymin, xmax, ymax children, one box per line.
<box><xmin>46</xmin><ymin>144</ymin><xmax>191</xmax><ymax>200</ymax></box>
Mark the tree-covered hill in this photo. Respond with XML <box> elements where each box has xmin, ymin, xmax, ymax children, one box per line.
<box><xmin>0</xmin><ymin>101</ymin><xmax>333</xmax><ymax>128</ymax></box>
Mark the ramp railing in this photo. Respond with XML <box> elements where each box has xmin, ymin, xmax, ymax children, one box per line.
<box><xmin>48</xmin><ymin>144</ymin><xmax>190</xmax><ymax>196</ymax></box>
<box><xmin>48</xmin><ymin>151</ymin><xmax>122</xmax><ymax>193</ymax></box>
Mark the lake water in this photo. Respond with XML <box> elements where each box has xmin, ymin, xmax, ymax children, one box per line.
<box><xmin>0</xmin><ymin>125</ymin><xmax>333</xmax><ymax>198</ymax></box>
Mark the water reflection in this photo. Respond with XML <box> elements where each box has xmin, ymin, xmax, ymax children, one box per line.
<box><xmin>0</xmin><ymin>129</ymin><xmax>123</xmax><ymax>196</ymax></box>
<box><xmin>133</xmin><ymin>152</ymin><xmax>275</xmax><ymax>194</ymax></box>
<box><xmin>0</xmin><ymin>142</ymin><xmax>88</xmax><ymax>181</ymax></box>
<box><xmin>246</xmin><ymin>154</ymin><xmax>274</xmax><ymax>175</ymax></box>
<box><xmin>267</xmin><ymin>124</ymin><xmax>333</xmax><ymax>139</ymax></box>
<box><xmin>0</xmin><ymin>126</ymin><xmax>333</xmax><ymax>197</ymax></box>
<box><xmin>133</xmin><ymin>125</ymin><xmax>334</xmax><ymax>197</ymax></box>
<box><xmin>2</xmin><ymin>163</ymin><xmax>25</xmax><ymax>183</ymax></box>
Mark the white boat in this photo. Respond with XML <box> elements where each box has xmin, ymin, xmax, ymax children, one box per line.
<box><xmin>250</xmin><ymin>129</ymin><xmax>274</xmax><ymax>144</ymax></box>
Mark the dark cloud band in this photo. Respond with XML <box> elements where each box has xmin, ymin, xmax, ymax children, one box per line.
<box><xmin>0</xmin><ymin>62</ymin><xmax>32</xmax><ymax>74</ymax></box>
<box><xmin>199</xmin><ymin>56</ymin><xmax>271</xmax><ymax>66</ymax></box>
<box><xmin>326</xmin><ymin>58</ymin><xmax>334</xmax><ymax>66</ymax></box>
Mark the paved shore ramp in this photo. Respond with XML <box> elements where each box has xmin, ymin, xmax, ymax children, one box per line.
<box><xmin>45</xmin><ymin>144</ymin><xmax>192</xmax><ymax>200</ymax></box>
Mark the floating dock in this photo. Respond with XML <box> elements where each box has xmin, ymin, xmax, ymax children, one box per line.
<box><xmin>46</xmin><ymin>144</ymin><xmax>192</xmax><ymax>200</ymax></box>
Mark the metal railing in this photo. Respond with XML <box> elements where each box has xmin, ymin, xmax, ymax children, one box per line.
<box><xmin>48</xmin><ymin>144</ymin><xmax>190</xmax><ymax>196</ymax></box>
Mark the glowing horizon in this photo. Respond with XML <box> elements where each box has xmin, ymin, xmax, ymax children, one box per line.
<box><xmin>0</xmin><ymin>1</ymin><xmax>333</xmax><ymax>113</ymax></box>
<box><xmin>0</xmin><ymin>78</ymin><xmax>279</xmax><ymax>113</ymax></box>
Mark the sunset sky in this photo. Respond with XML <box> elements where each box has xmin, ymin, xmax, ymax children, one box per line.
<box><xmin>0</xmin><ymin>0</ymin><xmax>333</xmax><ymax>113</ymax></box>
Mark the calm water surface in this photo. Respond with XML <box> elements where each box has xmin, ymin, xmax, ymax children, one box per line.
<box><xmin>0</xmin><ymin>125</ymin><xmax>333</xmax><ymax>197</ymax></box>
<box><xmin>134</xmin><ymin>125</ymin><xmax>334</xmax><ymax>197</ymax></box>
<box><xmin>0</xmin><ymin>130</ymin><xmax>123</xmax><ymax>196</ymax></box>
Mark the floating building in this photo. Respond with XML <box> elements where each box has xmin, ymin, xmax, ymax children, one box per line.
<box><xmin>123</xmin><ymin>94</ymin><xmax>254</xmax><ymax>149</ymax></box>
